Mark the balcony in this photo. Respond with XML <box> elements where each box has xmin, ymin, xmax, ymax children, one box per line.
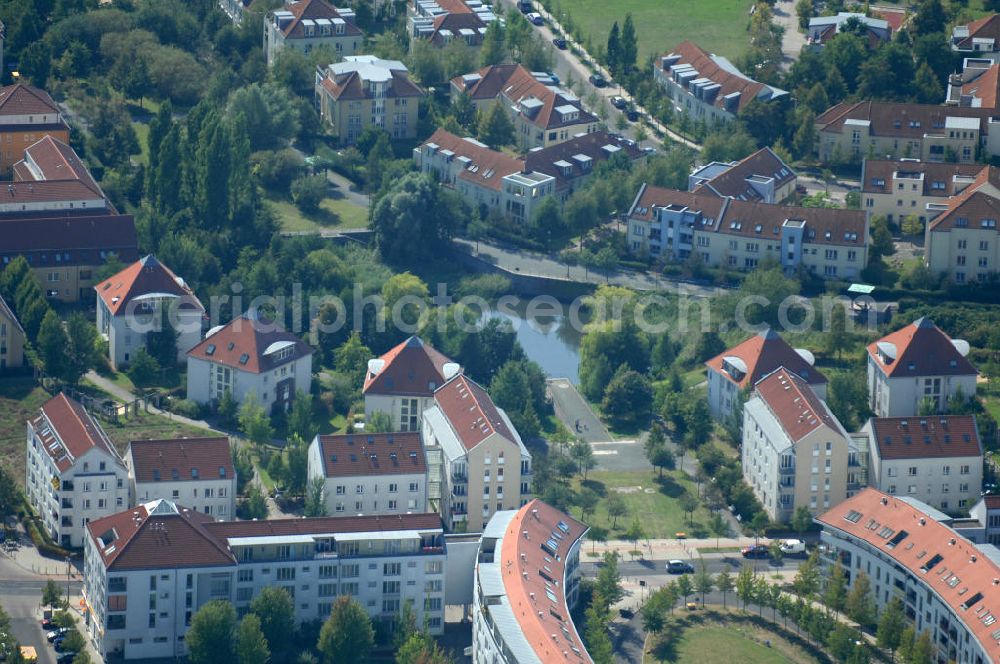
<box><xmin>779</xmin><ymin>466</ymin><xmax>795</xmax><ymax>475</ymax></box>
<box><xmin>451</xmin><ymin>472</ymin><xmax>467</xmax><ymax>484</ymax></box>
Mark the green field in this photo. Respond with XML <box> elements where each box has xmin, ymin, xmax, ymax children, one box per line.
<box><xmin>571</xmin><ymin>469</ymin><xmax>719</xmax><ymax>540</ymax></box>
<box><xmin>269</xmin><ymin>196</ymin><xmax>369</xmax><ymax>233</ymax></box>
<box><xmin>554</xmin><ymin>0</ymin><xmax>754</xmax><ymax>64</ymax></box>
<box><xmin>0</xmin><ymin>378</ymin><xmax>54</xmax><ymax>486</ymax></box>
<box><xmin>649</xmin><ymin>625</ymin><xmax>812</xmax><ymax>664</ymax></box>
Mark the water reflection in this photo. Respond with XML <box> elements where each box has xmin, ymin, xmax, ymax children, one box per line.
<box><xmin>481</xmin><ymin>299</ymin><xmax>585</xmax><ymax>384</ymax></box>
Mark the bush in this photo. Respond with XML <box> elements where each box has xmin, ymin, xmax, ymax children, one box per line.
<box><xmin>167</xmin><ymin>398</ymin><xmax>202</xmax><ymax>419</ymax></box>
<box><xmin>253</xmin><ymin>149</ymin><xmax>305</xmax><ymax>190</ymax></box>
<box><xmin>291</xmin><ymin>174</ymin><xmax>327</xmax><ymax>213</ymax></box>
<box><xmin>455</xmin><ymin>274</ymin><xmax>512</xmax><ymax>299</ymax></box>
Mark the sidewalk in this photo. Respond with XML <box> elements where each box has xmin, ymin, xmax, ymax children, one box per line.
<box><xmin>585</xmin><ymin>535</ymin><xmax>765</xmax><ymax>561</ymax></box>
<box><xmin>85</xmin><ymin>371</ymin><xmax>224</xmax><ymax>433</ymax></box>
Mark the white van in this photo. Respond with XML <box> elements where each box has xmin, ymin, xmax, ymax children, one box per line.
<box><xmin>780</xmin><ymin>539</ymin><xmax>806</xmax><ymax>556</ymax></box>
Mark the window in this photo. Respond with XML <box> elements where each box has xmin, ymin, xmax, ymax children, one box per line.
<box><xmin>238</xmin><ymin>569</ymin><xmax>253</xmax><ymax>582</ymax></box>
<box><xmin>319</xmin><ymin>583</ymin><xmax>336</xmax><ymax>597</ymax></box>
<box><xmin>409</xmin><ymin>482</ymin><xmax>418</xmax><ymax>492</ymax></box>
<box><xmin>336</xmin><ymin>485</ymin><xmax>345</xmax><ymax>495</ymax></box>
<box><xmin>961</xmin><ymin>465</ymin><xmax>971</xmax><ymax>475</ymax></box>
<box><xmin>388</xmin><ymin>483</ymin><xmax>397</xmax><ymax>493</ymax></box>
<box><xmin>384</xmin><ymin>562</ymin><xmax>401</xmax><ymax>576</ymax></box>
<box><xmin>383</xmin><ymin>580</ymin><xmax>400</xmax><ymax>594</ymax></box>
<box><xmin>319</xmin><ymin>565</ymin><xmax>335</xmax><ymax>579</ymax></box>
<box><xmin>908</xmin><ymin>467</ymin><xmax>917</xmax><ymax>476</ymax></box>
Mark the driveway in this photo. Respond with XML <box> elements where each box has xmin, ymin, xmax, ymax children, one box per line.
<box><xmin>773</xmin><ymin>0</ymin><xmax>807</xmax><ymax>69</ymax></box>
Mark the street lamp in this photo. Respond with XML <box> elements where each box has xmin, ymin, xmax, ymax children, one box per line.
<box><xmin>65</xmin><ymin>556</ymin><xmax>71</xmax><ymax>609</ymax></box>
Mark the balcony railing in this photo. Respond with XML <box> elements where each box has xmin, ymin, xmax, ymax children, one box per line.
<box><xmin>779</xmin><ymin>466</ymin><xmax>795</xmax><ymax>475</ymax></box>
<box><xmin>451</xmin><ymin>473</ymin><xmax>467</xmax><ymax>483</ymax></box>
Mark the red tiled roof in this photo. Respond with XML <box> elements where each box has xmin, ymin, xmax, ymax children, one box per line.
<box><xmin>982</xmin><ymin>495</ymin><xmax>1000</xmax><ymax>509</ymax></box>
<box><xmin>693</xmin><ymin>147</ymin><xmax>796</xmax><ymax>201</ymax></box>
<box><xmin>867</xmin><ymin>317</ymin><xmax>978</xmax><ymax>378</ymax></box>
<box><xmin>0</xmin><ymin>83</ymin><xmax>61</xmax><ymax>117</ymax></box>
<box><xmin>433</xmin><ymin>374</ymin><xmax>514</xmax><ymax>450</ymax></box>
<box><xmin>452</xmin><ymin>63</ymin><xmax>520</xmax><ymax>101</ymax></box>
<box><xmin>277</xmin><ymin>0</ymin><xmax>362</xmax><ymax>38</ymax></box>
<box><xmin>498</xmin><ymin>500</ymin><xmax>590</xmax><ymax>664</ymax></box>
<box><xmin>754</xmin><ymin>367</ymin><xmax>837</xmax><ymax>443</ymax></box>
<box><xmin>430</xmin><ymin>12</ymin><xmax>486</xmax><ymax>46</ymax></box>
<box><xmin>927</xmin><ymin>165</ymin><xmax>1000</xmax><ymax>232</ymax></box>
<box><xmin>962</xmin><ymin>64</ymin><xmax>1000</xmax><ymax>110</ymax></box>
<box><xmin>421</xmin><ymin>129</ymin><xmax>525</xmax><ymax>193</ymax></box>
<box><xmin>0</xmin><ymin>214</ymin><xmax>138</xmax><ymax>266</ymax></box>
<box><xmin>0</xmin><ymin>180</ymin><xmax>104</xmax><ymax>207</ymax></box>
<box><xmin>873</xmin><ymin>8</ymin><xmax>907</xmax><ymax>33</ymax></box>
<box><xmin>817</xmin><ymin>488</ymin><xmax>1000</xmax><ymax>663</ymax></box>
<box><xmin>32</xmin><ymin>394</ymin><xmax>121</xmax><ymax>473</ymax></box>
<box><xmin>186</xmin><ymin>311</ymin><xmax>312</xmax><ymax>374</ymax></box>
<box><xmin>319</xmin><ymin>63</ymin><xmax>424</xmax><ymax>102</ymax></box>
<box><xmin>861</xmin><ymin>160</ymin><xmax>984</xmax><ymax>197</ymax></box>
<box><xmin>869</xmin><ymin>415</ymin><xmax>982</xmax><ymax>461</ymax></box>
<box><xmin>203</xmin><ymin>511</ymin><xmax>442</xmax><ymax>539</ymax></box>
<box><xmin>955</xmin><ymin>13</ymin><xmax>1000</xmax><ymax>50</ymax></box>
<box><xmin>87</xmin><ymin>500</ymin><xmax>234</xmax><ymax>571</ymax></box>
<box><xmin>627</xmin><ymin>183</ymin><xmax>728</xmax><ymax>223</ymax></box>
<box><xmin>314</xmin><ymin>432</ymin><xmax>426</xmax><ymax>477</ymax></box>
<box><xmin>815</xmin><ymin>100</ymin><xmax>995</xmax><ymax>138</ymax></box>
<box><xmin>128</xmin><ymin>437</ymin><xmax>234</xmax><ymax>484</ymax></box>
<box><xmin>523</xmin><ymin>130</ymin><xmax>644</xmax><ymax>190</ymax></box>
<box><xmin>95</xmin><ymin>255</ymin><xmax>203</xmax><ymax>317</ymax></box>
<box><xmin>17</xmin><ymin>135</ymin><xmax>102</xmax><ymax>195</ymax></box>
<box><xmin>363</xmin><ymin>335</ymin><xmax>457</xmax><ymax>397</ymax></box>
<box><xmin>706</xmin><ymin>328</ymin><xmax>827</xmax><ymax>389</ymax></box>
<box><xmin>659</xmin><ymin>41</ymin><xmax>776</xmax><ymax>113</ymax></box>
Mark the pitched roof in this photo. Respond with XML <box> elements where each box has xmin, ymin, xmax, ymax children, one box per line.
<box><xmin>869</xmin><ymin>415</ymin><xmax>982</xmax><ymax>461</ymax></box>
<box><xmin>861</xmin><ymin>160</ymin><xmax>984</xmax><ymax>197</ymax></box>
<box><xmin>31</xmin><ymin>393</ymin><xmax>121</xmax><ymax>473</ymax></box>
<box><xmin>313</xmin><ymin>432</ymin><xmax>426</xmax><ymax>478</ymax></box>
<box><xmin>274</xmin><ymin>0</ymin><xmax>361</xmax><ymax>38</ymax></box>
<box><xmin>754</xmin><ymin>367</ymin><xmax>838</xmax><ymax>443</ymax></box>
<box><xmin>87</xmin><ymin>500</ymin><xmax>235</xmax><ymax>571</ymax></box>
<box><xmin>658</xmin><ymin>41</ymin><xmax>786</xmax><ymax>113</ymax></box>
<box><xmin>815</xmin><ymin>100</ymin><xmax>995</xmax><ymax>138</ymax></box>
<box><xmin>496</xmin><ymin>500</ymin><xmax>591</xmax><ymax>664</ymax></box>
<box><xmin>926</xmin><ymin>166</ymin><xmax>1000</xmax><ymax>233</ymax></box>
<box><xmin>954</xmin><ymin>13</ymin><xmax>1000</xmax><ymax>50</ymax></box>
<box><xmin>128</xmin><ymin>437</ymin><xmax>234</xmax><ymax>484</ymax></box>
<box><xmin>705</xmin><ymin>327</ymin><xmax>827</xmax><ymax>389</ymax></box>
<box><xmin>867</xmin><ymin>317</ymin><xmax>978</xmax><ymax>378</ymax></box>
<box><xmin>363</xmin><ymin>335</ymin><xmax>457</xmax><ymax>397</ymax></box>
<box><xmin>16</xmin><ymin>135</ymin><xmax>103</xmax><ymax>196</ymax></box>
<box><xmin>0</xmin><ymin>293</ymin><xmax>24</xmax><ymax>337</ymax></box>
<box><xmin>433</xmin><ymin>374</ymin><xmax>514</xmax><ymax>450</ymax></box>
<box><xmin>203</xmin><ymin>511</ymin><xmax>442</xmax><ymax>539</ymax></box>
<box><xmin>319</xmin><ymin>56</ymin><xmax>424</xmax><ymax>101</ymax></box>
<box><xmin>95</xmin><ymin>255</ymin><xmax>203</xmax><ymax>317</ymax></box>
<box><xmin>817</xmin><ymin>488</ymin><xmax>1000</xmax><ymax>663</ymax></box>
<box><xmin>0</xmin><ymin>214</ymin><xmax>138</xmax><ymax>266</ymax></box>
<box><xmin>186</xmin><ymin>310</ymin><xmax>313</xmax><ymax>374</ymax></box>
<box><xmin>523</xmin><ymin>130</ymin><xmax>644</xmax><ymax>190</ymax></box>
<box><xmin>430</xmin><ymin>12</ymin><xmax>486</xmax><ymax>46</ymax></box>
<box><xmin>0</xmin><ymin>83</ymin><xmax>61</xmax><ymax>117</ymax></box>
<box><xmin>692</xmin><ymin>147</ymin><xmax>796</xmax><ymax>201</ymax></box>
<box><xmin>982</xmin><ymin>494</ymin><xmax>1000</xmax><ymax>509</ymax></box>
<box><xmin>960</xmin><ymin>63</ymin><xmax>1000</xmax><ymax>109</ymax></box>
<box><xmin>627</xmin><ymin>183</ymin><xmax>728</xmax><ymax>223</ymax></box>
<box><xmin>452</xmin><ymin>63</ymin><xmax>520</xmax><ymax>100</ymax></box>
<box><xmin>421</xmin><ymin>129</ymin><xmax>526</xmax><ymax>193</ymax></box>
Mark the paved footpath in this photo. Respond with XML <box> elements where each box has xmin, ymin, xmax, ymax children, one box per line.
<box><xmin>547</xmin><ymin>378</ymin><xmax>612</xmax><ymax>443</ymax></box>
<box><xmin>85</xmin><ymin>371</ymin><xmax>224</xmax><ymax>433</ymax></box>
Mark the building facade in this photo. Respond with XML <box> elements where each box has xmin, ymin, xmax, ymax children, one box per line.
<box><xmin>705</xmin><ymin>327</ymin><xmax>827</xmax><ymax>424</ymax></box>
<box><xmin>362</xmin><ymin>335</ymin><xmax>460</xmax><ymax>432</ymax></box>
<box><xmin>407</xmin><ymin>0</ymin><xmax>497</xmax><ymax>48</ymax></box>
<box><xmin>860</xmin><ymin>159</ymin><xmax>983</xmax><ymax>225</ymax></box>
<box><xmin>186</xmin><ymin>311</ymin><xmax>313</xmax><ymax>411</ymax></box>
<box><xmin>688</xmin><ymin>147</ymin><xmax>796</xmax><ymax>204</ymax></box>
<box><xmin>126</xmin><ymin>437</ymin><xmax>236</xmax><ymax>521</ymax></box>
<box><xmin>860</xmin><ymin>415</ymin><xmax>983</xmax><ymax>514</ymax></box>
<box><xmin>307</xmin><ymin>432</ymin><xmax>429</xmax><ymax>516</ymax></box>
<box><xmin>84</xmin><ymin>500</ymin><xmax>447</xmax><ymax>660</ymax></box>
<box><xmin>25</xmin><ymin>394</ymin><xmax>129</xmax><ymax>548</ymax></box>
<box><xmin>817</xmin><ymin>488</ymin><xmax>1000</xmax><ymax>664</ymax></box>
<box><xmin>0</xmin><ymin>83</ymin><xmax>69</xmax><ymax>173</ymax></box>
<box><xmin>654</xmin><ymin>40</ymin><xmax>787</xmax><ymax>126</ymax></box>
<box><xmin>314</xmin><ymin>56</ymin><xmax>424</xmax><ymax>144</ymax></box>
<box><xmin>867</xmin><ymin>317</ymin><xmax>978</xmax><ymax>418</ymax></box>
<box><xmin>953</xmin><ymin>13</ymin><xmax>1000</xmax><ymax>58</ymax></box>
<box><xmin>95</xmin><ymin>255</ymin><xmax>204</xmax><ymax>370</ymax></box>
<box><xmin>422</xmin><ymin>374</ymin><xmax>531</xmax><ymax>531</ymax></box>
<box><xmin>924</xmin><ymin>166</ymin><xmax>1000</xmax><ymax>283</ymax></box>
<box><xmin>473</xmin><ymin>500</ymin><xmax>590</xmax><ymax>664</ymax></box>
<box><xmin>742</xmin><ymin>368</ymin><xmax>856</xmax><ymax>522</ymax></box>
<box><xmin>264</xmin><ymin>0</ymin><xmax>362</xmax><ymax>66</ymax></box>
<box><xmin>0</xmin><ymin>294</ymin><xmax>24</xmax><ymax>370</ymax></box>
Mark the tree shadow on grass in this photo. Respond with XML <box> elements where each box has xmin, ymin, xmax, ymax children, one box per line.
<box><xmin>0</xmin><ymin>376</ymin><xmax>39</xmax><ymax>400</ymax></box>
<box><xmin>581</xmin><ymin>479</ymin><xmax>607</xmax><ymax>497</ymax></box>
<box><xmin>654</xmin><ymin>474</ymin><xmax>686</xmax><ymax>499</ymax></box>
<box><xmin>303</xmin><ymin>204</ymin><xmax>345</xmax><ymax>228</ymax></box>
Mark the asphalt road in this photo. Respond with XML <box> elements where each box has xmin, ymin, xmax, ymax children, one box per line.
<box><xmin>548</xmin><ymin>378</ymin><xmax>612</xmax><ymax>443</ymax></box>
<box><xmin>581</xmin><ymin>555</ymin><xmax>804</xmax><ymax>578</ymax></box>
<box><xmin>0</xmin><ymin>582</ymin><xmax>65</xmax><ymax>664</ymax></box>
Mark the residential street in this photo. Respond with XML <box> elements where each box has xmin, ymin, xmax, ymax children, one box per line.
<box><xmin>773</xmin><ymin>0</ymin><xmax>807</xmax><ymax>70</ymax></box>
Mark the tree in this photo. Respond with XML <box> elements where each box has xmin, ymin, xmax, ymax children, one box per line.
<box><xmin>750</xmin><ymin>512</ymin><xmax>769</xmax><ymax>544</ymax></box>
<box><xmin>395</xmin><ymin>632</ymin><xmax>452</xmax><ymax>664</ymax></box>
<box><xmin>824</xmin><ymin>562</ymin><xmax>848</xmax><ymax>616</ymax></box>
<box><xmin>620</xmin><ymin>14</ymin><xmax>637</xmax><ymax>74</ymax></box>
<box><xmin>625</xmin><ymin>518</ymin><xmax>645</xmax><ymax>555</ymax></box>
<box><xmin>372</xmin><ymin>173</ymin><xmax>460</xmax><ymax>267</ymax></box>
<box><xmin>869</xmin><ymin>216</ymin><xmax>895</xmax><ymax>260</ymax></box>
<box><xmin>242</xmin><ymin>484</ymin><xmax>268</xmax><ymax>519</ymax></box>
<box><xmin>825</xmin><ymin>304</ymin><xmax>852</xmax><ymax>360</ymax></box>
<box><xmin>675</xmin><ymin>573</ymin><xmax>693</xmax><ymax>605</ymax></box>
<box><xmin>287</xmin><ymin>396</ymin><xmax>314</xmax><ymax>450</ymax></box>
<box><xmin>793</xmin><ymin>109</ymin><xmax>816</xmax><ymax>159</ymax></box>
<box><xmin>876</xmin><ymin>597</ymin><xmax>906</xmax><ymax>660</ymax></box>
<box><xmin>186</xmin><ymin>600</ymin><xmax>236</xmax><ymax>664</ymax></box>
<box><xmin>42</xmin><ymin>579</ymin><xmax>63</xmax><ymax>610</ymax></box>
<box><xmin>37</xmin><ymin>310</ymin><xmax>68</xmax><ymax>380</ymax></box>
<box><xmin>641</xmin><ymin>589</ymin><xmax>667</xmax><ymax>635</ymax></box>
<box><xmin>792</xmin><ymin>505</ymin><xmax>812</xmax><ymax>539</ymax></box>
<box><xmin>0</xmin><ymin>465</ymin><xmax>19</xmax><ymax>518</ymax></box>
<box><xmin>217</xmin><ymin>390</ymin><xmax>239</xmax><ymax>428</ymax></box>
<box><xmin>794</xmin><ymin>550</ymin><xmax>821</xmax><ymax>598</ymax></box>
<box><xmin>60</xmin><ymin>630</ymin><xmax>85</xmax><ymax>654</ymax></box>
<box><xmin>584</xmin><ymin>598</ymin><xmax>614</xmax><ymax>664</ymax></box>
<box><xmin>693</xmin><ymin>331</ymin><xmax>725</xmax><ymax>363</ymax></box>
<box><xmin>249</xmin><ymin>587</ymin><xmax>295</xmax><ymax>657</ymax></box>
<box><xmin>601</xmin><ymin>368</ymin><xmax>652</xmax><ymax>425</ymax></box>
<box><xmin>605</xmin><ymin>22</ymin><xmax>621</xmax><ymax>76</ymax></box>
<box><xmin>594</xmin><ymin>552</ymin><xmax>625</xmax><ymax>608</ymax></box>
<box><xmin>606</xmin><ymin>493</ymin><xmax>627</xmax><ymax>528</ymax></box>
<box><xmin>908</xmin><ymin>630</ymin><xmax>933</xmax><ymax>664</ymax></box>
<box><xmin>304</xmin><ymin>477</ymin><xmax>327</xmax><ymax>517</ymax></box>
<box><xmin>334</xmin><ymin>332</ymin><xmax>372</xmax><ymax>385</ymax></box>
<box><xmin>694</xmin><ymin>558</ymin><xmax>713</xmax><ymax>605</ymax></box>
<box><xmin>146</xmin><ymin>307</ymin><xmax>179</xmax><ymax>367</ymax></box>
<box><xmin>650</xmin><ymin>446</ymin><xmax>675</xmax><ymax>478</ymax></box>
<box><xmin>366</xmin><ymin>410</ymin><xmax>393</xmax><ymax>433</ymax></box>
<box><xmin>576</xmin><ymin>487</ymin><xmax>599</xmax><ymax>521</ymax></box>
<box><xmin>913</xmin><ymin>62</ymin><xmax>942</xmax><ymax>104</ymax></box>
<box><xmin>709</xmin><ymin>512</ymin><xmax>728</xmax><ymax>549</ymax></box>
<box><xmin>317</xmin><ymin>597</ymin><xmax>374</xmax><ymax>664</ymax></box>
<box><xmin>478</xmin><ymin>103</ymin><xmax>515</xmax><ymax>149</ymax></box>
<box><xmin>236</xmin><ymin>614</ymin><xmax>270</xmax><ymax>664</ymax></box>
<box><xmin>912</xmin><ymin>0</ymin><xmax>946</xmax><ymax>35</ymax></box>
<box><xmin>291</xmin><ymin>175</ymin><xmax>327</xmax><ymax>213</ymax></box>
<box><xmin>678</xmin><ymin>492</ymin><xmax>698</xmax><ymax>525</ymax></box>
<box><xmin>569</xmin><ymin>439</ymin><xmax>596</xmax><ymax>480</ymax></box>
<box><xmin>795</xmin><ymin>0</ymin><xmax>813</xmax><ymax>28</ymax></box>
<box><xmin>716</xmin><ymin>570</ymin><xmax>734</xmax><ymax>608</ymax></box>
<box><xmin>239</xmin><ymin>395</ymin><xmax>274</xmax><ymax>451</ymax></box>
<box><xmin>480</xmin><ymin>19</ymin><xmax>506</xmax><ymax>66</ymax></box>
<box><xmin>845</xmin><ymin>571</ymin><xmax>876</xmax><ymax>628</ymax></box>
<box><xmin>735</xmin><ymin>565</ymin><xmax>755</xmax><ymax>612</ymax></box>
<box><xmin>127</xmin><ymin>349</ymin><xmax>160</xmax><ymax>387</ymax></box>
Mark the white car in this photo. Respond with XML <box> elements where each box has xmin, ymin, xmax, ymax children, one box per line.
<box><xmin>526</xmin><ymin>12</ymin><xmax>543</xmax><ymax>25</ymax></box>
<box><xmin>779</xmin><ymin>539</ymin><xmax>806</xmax><ymax>556</ymax></box>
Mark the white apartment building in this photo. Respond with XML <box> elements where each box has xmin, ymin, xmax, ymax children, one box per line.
<box><xmin>362</xmin><ymin>335</ymin><xmax>460</xmax><ymax>432</ymax></box>
<box><xmin>860</xmin><ymin>415</ymin><xmax>983</xmax><ymax>514</ymax></box>
<box><xmin>473</xmin><ymin>500</ymin><xmax>590</xmax><ymax>664</ymax></box>
<box><xmin>422</xmin><ymin>374</ymin><xmax>531</xmax><ymax>531</ymax></box>
<box><xmin>742</xmin><ymin>368</ymin><xmax>857</xmax><ymax>522</ymax></box>
<box><xmin>860</xmin><ymin>159</ymin><xmax>983</xmax><ymax>225</ymax></box>
<box><xmin>867</xmin><ymin>317</ymin><xmax>978</xmax><ymax>418</ymax></box>
<box><xmin>960</xmin><ymin>495</ymin><xmax>1000</xmax><ymax>546</ymax></box>
<box><xmin>264</xmin><ymin>0</ymin><xmax>361</xmax><ymax>66</ymax></box>
<box><xmin>307</xmin><ymin>432</ymin><xmax>428</xmax><ymax>516</ymax></box>
<box><xmin>126</xmin><ymin>437</ymin><xmax>236</xmax><ymax>521</ymax></box>
<box><xmin>84</xmin><ymin>500</ymin><xmax>447</xmax><ymax>660</ymax></box>
<box><xmin>95</xmin><ymin>255</ymin><xmax>204</xmax><ymax>370</ymax></box>
<box><xmin>705</xmin><ymin>327</ymin><xmax>827</xmax><ymax>424</ymax></box>
<box><xmin>818</xmin><ymin>488</ymin><xmax>1000</xmax><ymax>664</ymax></box>
<box><xmin>924</xmin><ymin>166</ymin><xmax>1000</xmax><ymax>284</ymax></box>
<box><xmin>186</xmin><ymin>310</ymin><xmax>313</xmax><ymax>412</ymax></box>
<box><xmin>25</xmin><ymin>394</ymin><xmax>129</xmax><ymax>548</ymax></box>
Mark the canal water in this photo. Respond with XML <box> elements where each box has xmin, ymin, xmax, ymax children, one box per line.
<box><xmin>482</xmin><ymin>299</ymin><xmax>584</xmax><ymax>384</ymax></box>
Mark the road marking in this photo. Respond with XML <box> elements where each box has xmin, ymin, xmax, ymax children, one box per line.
<box><xmin>592</xmin><ymin>450</ymin><xmax>619</xmax><ymax>456</ymax></box>
<box><xmin>592</xmin><ymin>439</ymin><xmax>636</xmax><ymax>445</ymax></box>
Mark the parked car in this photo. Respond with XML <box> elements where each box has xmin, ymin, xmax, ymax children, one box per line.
<box><xmin>518</xmin><ymin>0</ymin><xmax>532</xmax><ymax>12</ymax></box>
<box><xmin>40</xmin><ymin>618</ymin><xmax>55</xmax><ymax>630</ymax></box>
<box><xmin>686</xmin><ymin>602</ymin><xmax>699</xmax><ymax>611</ymax></box>
<box><xmin>779</xmin><ymin>539</ymin><xmax>807</xmax><ymax>556</ymax></box>
<box><xmin>526</xmin><ymin>12</ymin><xmax>543</xmax><ymax>25</ymax></box>
<box><xmin>589</xmin><ymin>73</ymin><xmax>607</xmax><ymax>88</ymax></box>
<box><xmin>666</xmin><ymin>560</ymin><xmax>694</xmax><ymax>574</ymax></box>
<box><xmin>46</xmin><ymin>628</ymin><xmax>69</xmax><ymax>643</ymax></box>
<box><xmin>618</xmin><ymin>608</ymin><xmax>634</xmax><ymax>619</ymax></box>
<box><xmin>56</xmin><ymin>653</ymin><xmax>77</xmax><ymax>664</ymax></box>
<box><xmin>552</xmin><ymin>37</ymin><xmax>567</xmax><ymax>49</ymax></box>
<box><xmin>610</xmin><ymin>96</ymin><xmax>627</xmax><ymax>110</ymax></box>
<box><xmin>625</xmin><ymin>107</ymin><xmax>640</xmax><ymax>122</ymax></box>
<box><xmin>53</xmin><ymin>638</ymin><xmax>73</xmax><ymax>653</ymax></box>
<box><xmin>741</xmin><ymin>544</ymin><xmax>770</xmax><ymax>559</ymax></box>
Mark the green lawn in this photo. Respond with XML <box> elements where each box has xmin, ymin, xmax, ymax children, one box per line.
<box><xmin>0</xmin><ymin>378</ymin><xmax>54</xmax><ymax>487</ymax></box>
<box><xmin>649</xmin><ymin>625</ymin><xmax>811</xmax><ymax>664</ymax></box>
<box><xmin>100</xmin><ymin>411</ymin><xmax>214</xmax><ymax>453</ymax></box>
<box><xmin>268</xmin><ymin>196</ymin><xmax>368</xmax><ymax>233</ymax></box>
<box><xmin>571</xmin><ymin>469</ymin><xmax>716</xmax><ymax>540</ymax></box>
<box><xmin>133</xmin><ymin>121</ymin><xmax>150</xmax><ymax>166</ymax></box>
<box><xmin>555</xmin><ymin>0</ymin><xmax>754</xmax><ymax>64</ymax></box>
